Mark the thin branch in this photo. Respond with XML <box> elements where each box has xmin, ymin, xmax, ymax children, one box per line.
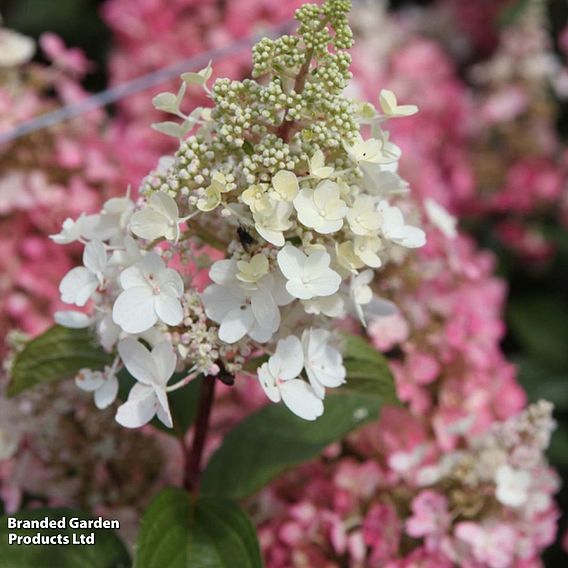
<box><xmin>276</xmin><ymin>16</ymin><xmax>330</xmax><ymax>142</ymax></box>
<box><xmin>183</xmin><ymin>375</ymin><xmax>217</xmax><ymax>493</ymax></box>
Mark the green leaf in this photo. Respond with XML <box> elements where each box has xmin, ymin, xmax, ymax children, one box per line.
<box><xmin>242</xmin><ymin>355</ymin><xmax>268</xmax><ymax>373</ymax></box>
<box><xmin>515</xmin><ymin>356</ymin><xmax>568</xmax><ymax>411</ymax></box>
<box><xmin>343</xmin><ymin>359</ymin><xmax>398</xmax><ymax>403</ymax></box>
<box><xmin>0</xmin><ymin>508</ymin><xmax>130</xmax><ymax>567</ymax></box>
<box><xmin>118</xmin><ymin>370</ymin><xmax>202</xmax><ymax>438</ymax></box>
<box><xmin>242</xmin><ymin>140</ymin><xmax>254</xmax><ymax>156</ymax></box>
<box><xmin>135</xmin><ymin>488</ymin><xmax>262</xmax><ymax>568</ymax></box>
<box><xmin>341</xmin><ymin>333</ymin><xmax>398</xmax><ymax>403</ymax></box>
<box><xmin>8</xmin><ymin>326</ymin><xmax>113</xmax><ymax>397</ymax></box>
<box><xmin>201</xmin><ymin>393</ymin><xmax>379</xmax><ymax>499</ymax></box>
<box><xmin>498</xmin><ymin>0</ymin><xmax>531</xmax><ymax>28</ymax></box>
<box><xmin>342</xmin><ymin>332</ymin><xmax>382</xmax><ymax>363</ymax></box>
<box><xmin>548</xmin><ymin>423</ymin><xmax>568</xmax><ymax>468</ymax></box>
<box><xmin>508</xmin><ymin>297</ymin><xmax>568</xmax><ymax>370</ymax></box>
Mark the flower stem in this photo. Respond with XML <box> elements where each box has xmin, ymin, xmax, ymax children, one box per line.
<box><xmin>184</xmin><ymin>374</ymin><xmax>217</xmax><ymax>494</ymax></box>
<box><xmin>145</xmin><ymin>221</ymin><xmax>227</xmax><ymax>252</ymax></box>
<box><xmin>179</xmin><ymin>221</ymin><xmax>229</xmax><ymax>250</ymax></box>
<box><xmin>276</xmin><ymin>16</ymin><xmax>330</xmax><ymax>142</ymax></box>
<box><xmin>276</xmin><ymin>48</ymin><xmax>313</xmax><ymax>142</ymax></box>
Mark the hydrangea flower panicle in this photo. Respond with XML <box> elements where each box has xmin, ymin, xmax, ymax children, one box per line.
<box><xmin>51</xmin><ymin>0</ymin><xmax>425</xmax><ymax>425</ymax></box>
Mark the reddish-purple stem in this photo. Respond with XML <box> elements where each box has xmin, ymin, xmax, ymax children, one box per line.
<box><xmin>183</xmin><ymin>375</ymin><xmax>217</xmax><ymax>493</ymax></box>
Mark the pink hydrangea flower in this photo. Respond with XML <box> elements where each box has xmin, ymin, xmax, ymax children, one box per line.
<box><xmin>455</xmin><ymin>522</ymin><xmax>517</xmax><ymax>568</ymax></box>
<box><xmin>406</xmin><ymin>491</ymin><xmax>451</xmax><ymax>550</ymax></box>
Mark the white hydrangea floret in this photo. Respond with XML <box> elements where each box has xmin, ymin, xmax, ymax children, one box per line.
<box><xmin>253</xmin><ymin>201</ymin><xmax>293</xmax><ymax>247</ymax></box>
<box><xmin>242</xmin><ymin>184</ymin><xmax>271</xmax><ymax>215</ymax></box>
<box><xmin>54</xmin><ymin>310</ymin><xmax>93</xmax><ymax>329</ymax></box>
<box><xmin>115</xmin><ymin>339</ymin><xmax>177</xmax><ymax>428</ymax></box>
<box><xmin>50</xmin><ymin>215</ymin><xmax>85</xmax><ymax>244</ymax></box>
<box><xmin>196</xmin><ymin>172</ymin><xmax>230</xmax><ymax>212</ymax></box>
<box><xmin>258</xmin><ymin>335</ymin><xmax>324</xmax><ymax>421</ymax></box>
<box><xmin>494</xmin><ymin>464</ymin><xmax>531</xmax><ymax>508</ymax></box>
<box><xmin>308</xmin><ymin>150</ymin><xmax>334</xmax><ymax>179</ymax></box>
<box><xmin>81</xmin><ymin>195</ymin><xmax>134</xmax><ymax>242</ymax></box>
<box><xmin>344</xmin><ymin>133</ymin><xmax>401</xmax><ymax>166</ymax></box>
<box><xmin>293</xmin><ymin>180</ymin><xmax>347</xmax><ymax>234</ymax></box>
<box><xmin>424</xmin><ymin>198</ymin><xmax>458</xmax><ymax>240</ymax></box>
<box><xmin>301</xmin><ymin>328</ymin><xmax>346</xmax><ymax>399</ymax></box>
<box><xmin>202</xmin><ymin>259</ymin><xmax>291</xmax><ymax>344</ymax></box>
<box><xmin>0</xmin><ymin>28</ymin><xmax>35</xmax><ymax>67</ymax></box>
<box><xmin>236</xmin><ymin>253</ymin><xmax>270</xmax><ymax>284</ymax></box>
<box><xmin>130</xmin><ymin>192</ymin><xmax>184</xmax><ymax>242</ymax></box>
<box><xmin>343</xmin><ymin>134</ymin><xmax>384</xmax><ymax>164</ymax></box>
<box><xmin>59</xmin><ymin>240</ymin><xmax>108</xmax><ymax>307</ymax></box>
<box><xmin>353</xmin><ymin>235</ymin><xmax>382</xmax><ymax>268</ymax></box>
<box><xmin>347</xmin><ymin>195</ymin><xmax>381</xmax><ymax>236</ymax></box>
<box><xmin>379</xmin><ymin>89</ymin><xmax>419</xmax><ymax>118</ymax></box>
<box><xmin>277</xmin><ymin>245</ymin><xmax>341</xmax><ymax>300</ymax></box>
<box><xmin>350</xmin><ymin>269</ymin><xmax>374</xmax><ymax>326</ymax></box>
<box><xmin>378</xmin><ymin>201</ymin><xmax>426</xmax><ymax>248</ymax></box>
<box><xmin>75</xmin><ymin>366</ymin><xmax>119</xmax><ymax>410</ymax></box>
<box><xmin>112</xmin><ymin>252</ymin><xmax>184</xmax><ymax>334</ymax></box>
<box><xmin>303</xmin><ymin>294</ymin><xmax>345</xmax><ymax>318</ymax></box>
<box><xmin>269</xmin><ymin>170</ymin><xmax>299</xmax><ymax>202</ymax></box>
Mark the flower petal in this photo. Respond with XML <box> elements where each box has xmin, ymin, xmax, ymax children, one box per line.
<box><xmin>219</xmin><ymin>305</ymin><xmax>254</xmax><ymax>344</ymax></box>
<box><xmin>305</xmin><ymin>249</ymin><xmax>331</xmax><ymax>277</ymax></box>
<box><xmin>54</xmin><ymin>310</ymin><xmax>92</xmax><ymax>328</ymax></box>
<box><xmin>277</xmin><ymin>245</ymin><xmax>306</xmax><ymax>280</ymax></box>
<box><xmin>119</xmin><ymin>265</ymin><xmax>147</xmax><ymax>289</ymax></box>
<box><xmin>76</xmin><ymin>280</ymin><xmax>100</xmax><ymax>307</ymax></box>
<box><xmin>256</xmin><ymin>225</ymin><xmax>285</xmax><ymax>247</ymax></box>
<box><xmin>158</xmin><ymin>268</ymin><xmax>184</xmax><ymax>297</ymax></box>
<box><xmin>202</xmin><ymin>284</ymin><xmax>245</xmax><ymax>323</ymax></box>
<box><xmin>258</xmin><ymin>363</ymin><xmax>281</xmax><ymax>403</ymax></box>
<box><xmin>364</xmin><ymin>297</ymin><xmax>398</xmax><ymax>318</ymax></box>
<box><xmin>154</xmin><ymin>387</ymin><xmax>173</xmax><ymax>428</ymax></box>
<box><xmin>59</xmin><ymin>267</ymin><xmax>97</xmax><ymax>306</ymax></box>
<box><xmin>251</xmin><ymin>288</ymin><xmax>279</xmax><ymax>332</ymax></box>
<box><xmin>97</xmin><ymin>313</ymin><xmax>121</xmax><ymax>351</ymax></box>
<box><xmin>269</xmin><ymin>273</ymin><xmax>294</xmax><ymax>306</ymax></box>
<box><xmin>118</xmin><ymin>338</ymin><xmax>159</xmax><ymax>384</ymax></box>
<box><xmin>248</xmin><ymin>321</ymin><xmax>276</xmax><ymax>343</ymax></box>
<box><xmin>50</xmin><ymin>216</ymin><xmax>83</xmax><ymax>244</ymax></box>
<box><xmin>155</xmin><ymin>293</ymin><xmax>183</xmax><ymax>326</ymax></box>
<box><xmin>130</xmin><ymin>209</ymin><xmax>169</xmax><ymax>241</ymax></box>
<box><xmin>140</xmin><ymin>251</ymin><xmax>166</xmax><ymax>276</ymax></box>
<box><xmin>94</xmin><ymin>375</ymin><xmax>119</xmax><ymax>409</ymax></box>
<box><xmin>387</xmin><ymin>226</ymin><xmax>426</xmax><ymax>248</ymax></box>
<box><xmin>83</xmin><ymin>239</ymin><xmax>107</xmax><ymax>275</ymax></box>
<box><xmin>113</xmin><ymin>286</ymin><xmax>157</xmax><ymax>334</ymax></box>
<box><xmin>115</xmin><ymin>384</ymin><xmax>158</xmax><ymax>428</ymax></box>
<box><xmin>280</xmin><ymin>379</ymin><xmax>324</xmax><ymax>421</ymax></box>
<box><xmin>75</xmin><ymin>369</ymin><xmax>104</xmax><ymax>392</ymax></box>
<box><xmin>286</xmin><ymin>279</ymin><xmax>313</xmax><ymax>300</ymax></box>
<box><xmin>151</xmin><ymin>191</ymin><xmax>179</xmax><ymax>220</ymax></box>
<box><xmin>313</xmin><ymin>180</ymin><xmax>339</xmax><ymax>208</ymax></box>
<box><xmin>309</xmin><ymin>271</ymin><xmax>341</xmax><ymax>297</ymax></box>
<box><xmin>272</xmin><ymin>170</ymin><xmax>299</xmax><ymax>201</ymax></box>
<box><xmin>151</xmin><ymin>341</ymin><xmax>177</xmax><ymax>385</ymax></box>
<box><xmin>272</xmin><ymin>335</ymin><xmax>304</xmax><ymax>381</ymax></box>
<box><xmin>209</xmin><ymin>259</ymin><xmax>238</xmax><ymax>286</ymax></box>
